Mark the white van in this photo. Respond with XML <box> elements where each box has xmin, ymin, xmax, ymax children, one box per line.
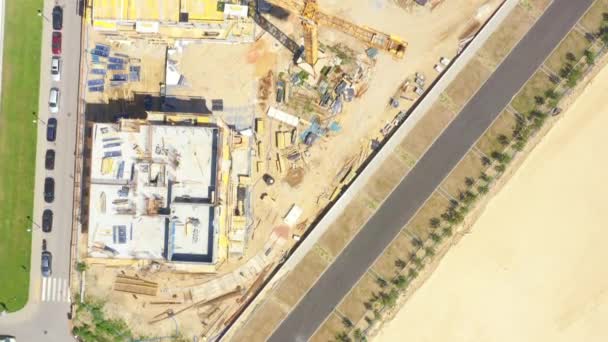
<box><xmin>51</xmin><ymin>56</ymin><xmax>61</xmax><ymax>82</ymax></box>
<box><xmin>49</xmin><ymin>88</ymin><xmax>60</xmax><ymax>114</ymax></box>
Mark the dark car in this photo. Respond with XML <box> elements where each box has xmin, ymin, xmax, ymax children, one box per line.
<box><xmin>44</xmin><ymin>177</ymin><xmax>55</xmax><ymax>203</ymax></box>
<box><xmin>0</xmin><ymin>336</ymin><xmax>16</xmax><ymax>342</ymax></box>
<box><xmin>41</xmin><ymin>251</ymin><xmax>52</xmax><ymax>277</ymax></box>
<box><xmin>42</xmin><ymin>209</ymin><xmax>53</xmax><ymax>233</ymax></box>
<box><xmin>45</xmin><ymin>149</ymin><xmax>55</xmax><ymax>170</ymax></box>
<box><xmin>52</xmin><ymin>31</ymin><xmax>62</xmax><ymax>55</ymax></box>
<box><xmin>262</xmin><ymin>173</ymin><xmax>275</xmax><ymax>185</ymax></box>
<box><xmin>47</xmin><ymin>118</ymin><xmax>57</xmax><ymax>142</ymax></box>
<box><xmin>52</xmin><ymin>6</ymin><xmax>63</xmax><ymax>30</ymax></box>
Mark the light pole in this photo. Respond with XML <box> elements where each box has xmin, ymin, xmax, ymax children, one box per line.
<box><xmin>26</xmin><ymin>215</ymin><xmax>41</xmax><ymax>232</ymax></box>
<box><xmin>32</xmin><ymin>111</ymin><xmax>46</xmax><ymax>125</ymax></box>
<box><xmin>37</xmin><ymin>9</ymin><xmax>50</xmax><ymax>22</ymax></box>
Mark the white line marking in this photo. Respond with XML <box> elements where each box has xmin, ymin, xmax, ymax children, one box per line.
<box><xmin>66</xmin><ymin>281</ymin><xmax>71</xmax><ymax>302</ymax></box>
<box><xmin>51</xmin><ymin>278</ymin><xmax>57</xmax><ymax>302</ymax></box>
<box><xmin>41</xmin><ymin>277</ymin><xmax>47</xmax><ymax>302</ymax></box>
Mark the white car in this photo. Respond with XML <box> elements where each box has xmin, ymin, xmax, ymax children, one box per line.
<box><xmin>49</xmin><ymin>88</ymin><xmax>60</xmax><ymax>114</ymax></box>
<box><xmin>0</xmin><ymin>336</ymin><xmax>16</xmax><ymax>342</ymax></box>
<box><xmin>51</xmin><ymin>56</ymin><xmax>61</xmax><ymax>82</ymax></box>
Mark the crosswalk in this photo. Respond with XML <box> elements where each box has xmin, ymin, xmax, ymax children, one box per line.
<box><xmin>40</xmin><ymin>277</ymin><xmax>71</xmax><ymax>303</ymax></box>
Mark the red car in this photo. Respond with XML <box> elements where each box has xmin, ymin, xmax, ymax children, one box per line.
<box><xmin>52</xmin><ymin>31</ymin><xmax>61</xmax><ymax>55</ymax></box>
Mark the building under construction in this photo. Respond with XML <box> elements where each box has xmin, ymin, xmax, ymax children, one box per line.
<box><xmin>87</xmin><ymin>118</ymin><xmax>221</xmax><ymax>263</ymax></box>
<box><xmin>88</xmin><ymin>0</ymin><xmax>255</xmax><ymax>42</ymax></box>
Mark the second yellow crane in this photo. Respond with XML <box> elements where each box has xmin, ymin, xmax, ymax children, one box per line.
<box><xmin>263</xmin><ymin>0</ymin><xmax>407</xmax><ymax>65</ymax></box>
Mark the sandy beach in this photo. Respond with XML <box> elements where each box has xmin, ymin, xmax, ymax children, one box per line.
<box><xmin>375</xmin><ymin>66</ymin><xmax>608</xmax><ymax>342</ymax></box>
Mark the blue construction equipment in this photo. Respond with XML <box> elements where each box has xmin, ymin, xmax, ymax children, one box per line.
<box><xmin>108</xmin><ymin>64</ymin><xmax>125</xmax><ymax>70</ymax></box>
<box><xmin>111</xmin><ymin>74</ymin><xmax>128</xmax><ymax>82</ymax></box>
<box><xmin>87</xmin><ymin>79</ymin><xmax>104</xmax><ymax>86</ymax></box>
<box><xmin>95</xmin><ymin>44</ymin><xmax>110</xmax><ymax>54</ymax></box>
<box><xmin>108</xmin><ymin>57</ymin><xmax>125</xmax><ymax>64</ymax></box>
<box><xmin>88</xmin><ymin>86</ymin><xmax>104</xmax><ymax>92</ymax></box>
<box><xmin>91</xmin><ymin>47</ymin><xmax>110</xmax><ymax>57</ymax></box>
<box><xmin>129</xmin><ymin>66</ymin><xmax>140</xmax><ymax>82</ymax></box>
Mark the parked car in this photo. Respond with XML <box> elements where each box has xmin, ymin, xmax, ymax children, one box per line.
<box><xmin>0</xmin><ymin>336</ymin><xmax>16</xmax><ymax>342</ymax></box>
<box><xmin>44</xmin><ymin>177</ymin><xmax>55</xmax><ymax>203</ymax></box>
<box><xmin>45</xmin><ymin>149</ymin><xmax>55</xmax><ymax>170</ymax></box>
<box><xmin>46</xmin><ymin>118</ymin><xmax>57</xmax><ymax>142</ymax></box>
<box><xmin>42</xmin><ymin>209</ymin><xmax>53</xmax><ymax>233</ymax></box>
<box><xmin>52</xmin><ymin>6</ymin><xmax>63</xmax><ymax>30</ymax></box>
<box><xmin>49</xmin><ymin>88</ymin><xmax>60</xmax><ymax>113</ymax></box>
<box><xmin>41</xmin><ymin>251</ymin><xmax>52</xmax><ymax>277</ymax></box>
<box><xmin>51</xmin><ymin>56</ymin><xmax>61</xmax><ymax>82</ymax></box>
<box><xmin>52</xmin><ymin>32</ymin><xmax>61</xmax><ymax>55</ymax></box>
<box><xmin>262</xmin><ymin>174</ymin><xmax>275</xmax><ymax>185</ymax></box>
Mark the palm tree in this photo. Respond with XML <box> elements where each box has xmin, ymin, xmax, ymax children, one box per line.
<box><xmin>343</xmin><ymin>317</ymin><xmax>354</xmax><ymax>328</ymax></box>
<box><xmin>392</xmin><ymin>275</ymin><xmax>408</xmax><ymax>289</ymax></box>
<box><xmin>464</xmin><ymin>177</ymin><xmax>475</xmax><ymax>188</ymax></box>
<box><xmin>408</xmin><ymin>268</ymin><xmax>419</xmax><ymax>279</ymax></box>
<box><xmin>411</xmin><ymin>255</ymin><xmax>423</xmax><ymax>269</ymax></box>
<box><xmin>395</xmin><ymin>258</ymin><xmax>407</xmax><ymax>269</ymax></box>
<box><xmin>497</xmin><ymin>134</ymin><xmax>510</xmax><ymax>146</ymax></box>
<box><xmin>425</xmin><ymin>246</ymin><xmax>436</xmax><ymax>257</ymax></box>
<box><xmin>376</xmin><ymin>277</ymin><xmax>388</xmax><ymax>288</ymax></box>
<box><xmin>336</xmin><ymin>332</ymin><xmax>352</xmax><ymax>342</ymax></box>
<box><xmin>481</xmin><ymin>156</ymin><xmax>492</xmax><ymax>166</ymax></box>
<box><xmin>429</xmin><ymin>217</ymin><xmax>441</xmax><ymax>229</ymax></box>
<box><xmin>442</xmin><ymin>226</ymin><xmax>453</xmax><ymax>237</ymax></box>
<box><xmin>544</xmin><ymin>89</ymin><xmax>559</xmax><ymax>99</ymax></box>
<box><xmin>411</xmin><ymin>237</ymin><xmax>423</xmax><ymax>248</ymax></box>
<box><xmin>429</xmin><ymin>232</ymin><xmax>442</xmax><ymax>244</ymax></box>
<box><xmin>353</xmin><ymin>328</ymin><xmax>367</xmax><ymax>342</ymax></box>
<box><xmin>477</xmin><ymin>184</ymin><xmax>489</xmax><ymax>195</ymax></box>
<box><xmin>495</xmin><ymin>164</ymin><xmax>506</xmax><ymax>173</ymax></box>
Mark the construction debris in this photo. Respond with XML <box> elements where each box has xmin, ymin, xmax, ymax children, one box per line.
<box><xmin>113</xmin><ymin>275</ymin><xmax>159</xmax><ymax>296</ymax></box>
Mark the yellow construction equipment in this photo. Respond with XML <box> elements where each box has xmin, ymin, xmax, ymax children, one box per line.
<box><xmin>263</xmin><ymin>0</ymin><xmax>407</xmax><ymax>65</ymax></box>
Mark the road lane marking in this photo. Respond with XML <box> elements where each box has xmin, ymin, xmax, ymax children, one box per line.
<box><xmin>41</xmin><ymin>277</ymin><xmax>47</xmax><ymax>302</ymax></box>
<box><xmin>51</xmin><ymin>277</ymin><xmax>57</xmax><ymax>301</ymax></box>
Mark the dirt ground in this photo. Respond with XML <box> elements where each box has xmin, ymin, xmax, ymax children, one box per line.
<box><xmin>273</xmin><ymin>248</ymin><xmax>329</xmax><ymax>307</ymax></box>
<box><xmin>477</xmin><ymin>4</ymin><xmax>536</xmax><ymax>67</ymax></box>
<box><xmin>444</xmin><ymin>55</ymin><xmax>493</xmax><ymax>110</ymax></box>
<box><xmin>371</xmin><ymin>231</ymin><xmax>417</xmax><ymax>280</ymax></box>
<box><xmin>511</xmin><ymin>69</ymin><xmax>553</xmax><ymax>114</ymax></box>
<box><xmin>376</xmin><ymin>61</ymin><xmax>608</xmax><ymax>342</ymax></box>
<box><xmin>476</xmin><ymin>110</ymin><xmax>518</xmax><ymax>156</ymax></box>
<box><xmin>337</xmin><ymin>272</ymin><xmax>382</xmax><ymax>324</ymax></box>
<box><xmin>580</xmin><ymin>0</ymin><xmax>608</xmax><ymax>31</ymax></box>
<box><xmin>440</xmin><ymin>150</ymin><xmax>487</xmax><ymax>198</ymax></box>
<box><xmin>404</xmin><ymin>191</ymin><xmax>450</xmax><ymax>241</ymax></box>
<box><xmin>545</xmin><ymin>30</ymin><xmax>590</xmax><ymax>74</ymax></box>
<box><xmin>310</xmin><ymin>312</ymin><xmax>345</xmax><ymax>342</ymax></box>
<box><xmin>397</xmin><ymin>101</ymin><xmax>456</xmax><ymax>158</ymax></box>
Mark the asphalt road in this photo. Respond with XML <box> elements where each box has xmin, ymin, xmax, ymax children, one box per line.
<box><xmin>0</xmin><ymin>0</ymin><xmax>81</xmax><ymax>340</ymax></box>
<box><xmin>268</xmin><ymin>0</ymin><xmax>595</xmax><ymax>340</ymax></box>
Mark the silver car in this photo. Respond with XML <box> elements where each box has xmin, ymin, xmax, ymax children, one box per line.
<box><xmin>49</xmin><ymin>88</ymin><xmax>59</xmax><ymax>114</ymax></box>
<box><xmin>51</xmin><ymin>56</ymin><xmax>61</xmax><ymax>82</ymax></box>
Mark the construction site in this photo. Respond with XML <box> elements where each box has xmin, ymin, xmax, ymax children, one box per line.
<box><xmin>75</xmin><ymin>0</ymin><xmax>504</xmax><ymax>339</ymax></box>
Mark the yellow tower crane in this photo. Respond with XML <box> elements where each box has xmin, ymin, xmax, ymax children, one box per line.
<box><xmin>263</xmin><ymin>0</ymin><xmax>407</xmax><ymax>65</ymax></box>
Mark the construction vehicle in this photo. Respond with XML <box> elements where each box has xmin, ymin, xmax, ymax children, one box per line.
<box><xmin>262</xmin><ymin>0</ymin><xmax>407</xmax><ymax>65</ymax></box>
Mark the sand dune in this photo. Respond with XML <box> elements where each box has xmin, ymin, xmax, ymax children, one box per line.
<box><xmin>375</xmin><ymin>66</ymin><xmax>608</xmax><ymax>342</ymax></box>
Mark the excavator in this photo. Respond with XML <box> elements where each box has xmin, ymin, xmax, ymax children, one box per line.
<box><xmin>259</xmin><ymin>0</ymin><xmax>407</xmax><ymax>65</ymax></box>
